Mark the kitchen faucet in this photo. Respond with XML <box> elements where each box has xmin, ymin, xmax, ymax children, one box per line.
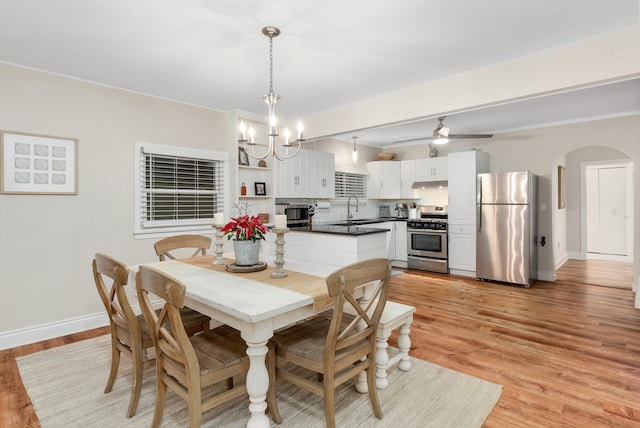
<box><xmin>347</xmin><ymin>195</ymin><xmax>359</xmax><ymax>224</ymax></box>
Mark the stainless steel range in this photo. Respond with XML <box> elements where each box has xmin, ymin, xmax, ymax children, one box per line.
<box><xmin>407</xmin><ymin>205</ymin><xmax>448</xmax><ymax>273</ymax></box>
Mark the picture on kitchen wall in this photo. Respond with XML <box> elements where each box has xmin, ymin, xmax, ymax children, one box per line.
<box><xmin>557</xmin><ymin>165</ymin><xmax>566</xmax><ymax>209</ymax></box>
<box><xmin>1</xmin><ymin>131</ymin><xmax>78</xmax><ymax>195</ymax></box>
<box><xmin>238</xmin><ymin>147</ymin><xmax>250</xmax><ymax>166</ymax></box>
<box><xmin>255</xmin><ymin>182</ymin><xmax>266</xmax><ymax>196</ymax></box>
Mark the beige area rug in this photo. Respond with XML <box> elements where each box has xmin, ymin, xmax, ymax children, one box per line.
<box><xmin>17</xmin><ymin>335</ymin><xmax>502</xmax><ymax>427</ymax></box>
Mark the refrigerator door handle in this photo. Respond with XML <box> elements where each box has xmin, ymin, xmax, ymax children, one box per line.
<box><xmin>477</xmin><ymin>176</ymin><xmax>482</xmax><ymax>232</ymax></box>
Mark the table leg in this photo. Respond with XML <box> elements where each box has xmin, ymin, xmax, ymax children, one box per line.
<box><xmin>245</xmin><ymin>340</ymin><xmax>270</xmax><ymax>428</ymax></box>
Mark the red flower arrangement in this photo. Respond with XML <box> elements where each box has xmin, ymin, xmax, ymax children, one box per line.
<box><xmin>221</xmin><ymin>203</ymin><xmax>269</xmax><ymax>242</ymax></box>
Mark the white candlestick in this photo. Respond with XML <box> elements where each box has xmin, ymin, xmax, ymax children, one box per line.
<box><xmin>213</xmin><ymin>212</ymin><xmax>224</xmax><ymax>226</ymax></box>
<box><xmin>275</xmin><ymin>214</ymin><xmax>287</xmax><ymax>229</ymax></box>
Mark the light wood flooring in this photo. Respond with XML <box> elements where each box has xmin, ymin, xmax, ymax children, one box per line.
<box><xmin>0</xmin><ymin>260</ymin><xmax>637</xmax><ymax>427</ymax></box>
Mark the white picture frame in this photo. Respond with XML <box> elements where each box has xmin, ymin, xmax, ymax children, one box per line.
<box><xmin>1</xmin><ymin>131</ymin><xmax>78</xmax><ymax>195</ymax></box>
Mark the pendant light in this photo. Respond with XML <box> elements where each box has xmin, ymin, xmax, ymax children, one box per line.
<box><xmin>352</xmin><ymin>136</ymin><xmax>358</xmax><ymax>162</ymax></box>
<box><xmin>238</xmin><ymin>26</ymin><xmax>304</xmax><ymax>161</ymax></box>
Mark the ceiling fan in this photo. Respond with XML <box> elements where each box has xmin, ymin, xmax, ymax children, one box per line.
<box><xmin>393</xmin><ymin>116</ymin><xmax>493</xmax><ymax>145</ymax></box>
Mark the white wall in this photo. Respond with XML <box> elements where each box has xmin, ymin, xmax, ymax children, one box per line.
<box><xmin>0</xmin><ymin>63</ymin><xmax>236</xmax><ymax>347</ymax></box>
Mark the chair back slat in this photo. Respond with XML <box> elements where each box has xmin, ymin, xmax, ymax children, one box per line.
<box><xmin>154</xmin><ymin>235</ymin><xmax>212</xmax><ymax>261</ymax></box>
<box><xmin>324</xmin><ymin>258</ymin><xmax>391</xmax><ymax>364</ymax></box>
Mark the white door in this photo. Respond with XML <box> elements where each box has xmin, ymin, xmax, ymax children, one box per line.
<box><xmin>586</xmin><ymin>166</ymin><xmax>627</xmax><ymax>256</ymax></box>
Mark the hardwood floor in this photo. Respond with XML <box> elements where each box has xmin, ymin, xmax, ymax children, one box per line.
<box><xmin>1</xmin><ymin>261</ymin><xmax>637</xmax><ymax>427</ymax></box>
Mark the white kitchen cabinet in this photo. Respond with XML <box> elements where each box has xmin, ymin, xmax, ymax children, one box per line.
<box><xmin>394</xmin><ymin>221</ymin><xmax>408</xmax><ymax>263</ymax></box>
<box><xmin>447</xmin><ymin>150</ymin><xmax>488</xmax><ymax>276</ymax></box>
<box><xmin>367</xmin><ymin>161</ymin><xmax>401</xmax><ymax>199</ymax></box>
<box><xmin>448</xmin><ymin>227</ymin><xmax>476</xmax><ymax>272</ymax></box>
<box><xmin>414</xmin><ymin>157</ymin><xmax>448</xmax><ymax>182</ymax></box>
<box><xmin>308</xmin><ymin>150</ymin><xmax>335</xmax><ymax>199</ymax></box>
<box><xmin>275</xmin><ymin>149</ymin><xmax>335</xmax><ymax>198</ymax></box>
<box><xmin>400</xmin><ymin>160</ymin><xmax>415</xmax><ymax>198</ymax></box>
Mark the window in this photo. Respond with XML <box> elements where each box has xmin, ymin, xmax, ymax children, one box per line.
<box><xmin>134</xmin><ymin>142</ymin><xmax>228</xmax><ymax>237</ymax></box>
<box><xmin>334</xmin><ymin>171</ymin><xmax>367</xmax><ymax>199</ymax></box>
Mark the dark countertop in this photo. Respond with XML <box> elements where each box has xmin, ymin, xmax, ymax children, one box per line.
<box><xmin>288</xmin><ymin>224</ymin><xmax>390</xmax><ymax>236</ymax></box>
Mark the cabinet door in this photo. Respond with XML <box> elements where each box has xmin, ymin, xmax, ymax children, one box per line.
<box><xmin>367</xmin><ymin>162</ymin><xmax>382</xmax><ymax>198</ymax></box>
<box><xmin>432</xmin><ymin>156</ymin><xmax>448</xmax><ymax>180</ymax></box>
<box><xmin>275</xmin><ymin>156</ymin><xmax>297</xmax><ymax>198</ymax></box>
<box><xmin>448</xmin><ymin>151</ymin><xmax>479</xmax><ymax>225</ymax></box>
<box><xmin>394</xmin><ymin>221</ymin><xmax>408</xmax><ymax>262</ymax></box>
<box><xmin>448</xmin><ymin>231</ymin><xmax>476</xmax><ymax>271</ymax></box>
<box><xmin>321</xmin><ymin>151</ymin><xmax>335</xmax><ymax>198</ymax></box>
<box><xmin>307</xmin><ymin>151</ymin><xmax>324</xmax><ymax>198</ymax></box>
<box><xmin>380</xmin><ymin>162</ymin><xmax>401</xmax><ymax>198</ymax></box>
<box><xmin>400</xmin><ymin>160</ymin><xmax>415</xmax><ymax>198</ymax></box>
<box><xmin>414</xmin><ymin>157</ymin><xmax>447</xmax><ymax>181</ymax></box>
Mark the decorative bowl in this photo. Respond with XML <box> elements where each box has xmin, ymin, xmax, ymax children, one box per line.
<box><xmin>377</xmin><ymin>152</ymin><xmax>396</xmax><ymax>161</ymax></box>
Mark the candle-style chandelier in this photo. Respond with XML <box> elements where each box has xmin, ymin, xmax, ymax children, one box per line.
<box><xmin>238</xmin><ymin>26</ymin><xmax>304</xmax><ymax>161</ymax></box>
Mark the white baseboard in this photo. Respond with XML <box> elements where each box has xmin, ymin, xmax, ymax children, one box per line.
<box><xmin>0</xmin><ymin>300</ymin><xmax>161</xmax><ymax>351</ymax></box>
<box><xmin>537</xmin><ymin>270</ymin><xmax>556</xmax><ymax>282</ymax></box>
<box><xmin>567</xmin><ymin>251</ymin><xmax>587</xmax><ymax>260</ymax></box>
<box><xmin>0</xmin><ymin>312</ymin><xmax>109</xmax><ymax>351</ymax></box>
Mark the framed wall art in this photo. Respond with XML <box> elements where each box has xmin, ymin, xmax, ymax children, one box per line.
<box><xmin>238</xmin><ymin>147</ymin><xmax>250</xmax><ymax>166</ymax></box>
<box><xmin>1</xmin><ymin>131</ymin><xmax>78</xmax><ymax>195</ymax></box>
<box><xmin>254</xmin><ymin>182</ymin><xmax>266</xmax><ymax>196</ymax></box>
<box><xmin>557</xmin><ymin>165</ymin><xmax>566</xmax><ymax>209</ymax></box>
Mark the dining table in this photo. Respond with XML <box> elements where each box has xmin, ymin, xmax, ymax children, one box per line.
<box><xmin>134</xmin><ymin>255</ymin><xmax>371</xmax><ymax>428</ymax></box>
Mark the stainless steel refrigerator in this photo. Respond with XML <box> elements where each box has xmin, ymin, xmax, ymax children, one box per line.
<box><xmin>476</xmin><ymin>171</ymin><xmax>538</xmax><ymax>287</ymax></box>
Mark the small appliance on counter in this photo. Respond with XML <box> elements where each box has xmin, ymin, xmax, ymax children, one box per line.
<box><xmin>394</xmin><ymin>203</ymin><xmax>408</xmax><ymax>219</ymax></box>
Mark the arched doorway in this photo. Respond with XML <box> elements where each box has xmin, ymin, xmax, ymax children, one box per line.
<box><xmin>552</xmin><ymin>145</ymin><xmax>634</xmax><ymax>284</ymax></box>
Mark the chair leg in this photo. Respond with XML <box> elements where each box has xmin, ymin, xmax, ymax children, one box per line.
<box><xmin>323</xmin><ymin>371</ymin><xmax>336</xmax><ymax>428</ymax></box>
<box><xmin>105</xmin><ymin>342</ymin><xmax>120</xmax><ymax>393</ymax></box>
<box><xmin>366</xmin><ymin>363</ymin><xmax>383</xmax><ymax>419</ymax></box>
<box><xmin>266</xmin><ymin>348</ymin><xmax>282</xmax><ymax>424</ymax></box>
<box><xmin>127</xmin><ymin>344</ymin><xmax>144</xmax><ymax>418</ymax></box>
<box><xmin>152</xmin><ymin>370</ymin><xmax>168</xmax><ymax>428</ymax></box>
<box><xmin>188</xmin><ymin>383</ymin><xmax>202</xmax><ymax>428</ymax></box>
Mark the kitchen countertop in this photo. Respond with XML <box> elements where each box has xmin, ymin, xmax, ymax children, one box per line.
<box><xmin>288</xmin><ymin>224</ymin><xmax>390</xmax><ymax>236</ymax></box>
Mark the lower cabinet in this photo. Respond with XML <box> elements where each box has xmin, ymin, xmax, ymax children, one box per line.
<box><xmin>369</xmin><ymin>221</ymin><xmax>408</xmax><ymax>266</ymax></box>
<box><xmin>394</xmin><ymin>221</ymin><xmax>408</xmax><ymax>263</ymax></box>
<box><xmin>448</xmin><ymin>224</ymin><xmax>476</xmax><ymax>276</ymax></box>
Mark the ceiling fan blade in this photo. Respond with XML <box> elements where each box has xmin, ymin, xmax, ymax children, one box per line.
<box><xmin>448</xmin><ymin>134</ymin><xmax>493</xmax><ymax>139</ymax></box>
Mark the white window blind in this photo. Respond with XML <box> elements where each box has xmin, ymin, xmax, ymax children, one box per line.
<box><xmin>334</xmin><ymin>171</ymin><xmax>367</xmax><ymax>199</ymax></box>
<box><xmin>135</xmin><ymin>143</ymin><xmax>227</xmax><ymax>236</ymax></box>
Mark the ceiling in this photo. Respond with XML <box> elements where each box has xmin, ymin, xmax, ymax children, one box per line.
<box><xmin>0</xmin><ymin>0</ymin><xmax>638</xmax><ymax>148</ymax></box>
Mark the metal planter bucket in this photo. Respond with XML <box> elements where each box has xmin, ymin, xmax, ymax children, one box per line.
<box><xmin>233</xmin><ymin>240</ymin><xmax>261</xmax><ymax>266</ymax></box>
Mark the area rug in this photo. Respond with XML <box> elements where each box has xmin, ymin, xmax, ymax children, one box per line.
<box><xmin>17</xmin><ymin>335</ymin><xmax>502</xmax><ymax>427</ymax></box>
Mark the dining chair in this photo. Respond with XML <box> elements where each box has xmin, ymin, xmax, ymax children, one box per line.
<box><xmin>153</xmin><ymin>234</ymin><xmax>212</xmax><ymax>261</ymax></box>
<box><xmin>92</xmin><ymin>253</ymin><xmax>211</xmax><ymax>418</ymax></box>
<box><xmin>273</xmin><ymin>258</ymin><xmax>391</xmax><ymax>428</ymax></box>
<box><xmin>136</xmin><ymin>264</ymin><xmax>281</xmax><ymax>428</ymax></box>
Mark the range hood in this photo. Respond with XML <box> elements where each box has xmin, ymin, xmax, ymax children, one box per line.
<box><xmin>412</xmin><ymin>180</ymin><xmax>448</xmax><ymax>189</ymax></box>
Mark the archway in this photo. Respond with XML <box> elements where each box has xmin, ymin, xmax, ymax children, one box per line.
<box><xmin>551</xmin><ymin>145</ymin><xmax>634</xmax><ymax>283</ymax></box>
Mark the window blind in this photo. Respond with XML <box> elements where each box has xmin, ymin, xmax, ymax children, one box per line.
<box><xmin>140</xmin><ymin>152</ymin><xmax>224</xmax><ymax>228</ymax></box>
<box><xmin>334</xmin><ymin>171</ymin><xmax>367</xmax><ymax>199</ymax></box>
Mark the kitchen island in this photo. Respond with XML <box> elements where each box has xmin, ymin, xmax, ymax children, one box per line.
<box><xmin>262</xmin><ymin>224</ymin><xmax>389</xmax><ymax>268</ymax></box>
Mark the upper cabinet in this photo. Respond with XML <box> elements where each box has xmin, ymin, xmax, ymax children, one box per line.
<box><xmin>274</xmin><ymin>149</ymin><xmax>335</xmax><ymax>199</ymax></box>
<box><xmin>414</xmin><ymin>157</ymin><xmax>448</xmax><ymax>182</ymax></box>
<box><xmin>367</xmin><ymin>161</ymin><xmax>401</xmax><ymax>199</ymax></box>
<box><xmin>447</xmin><ymin>151</ymin><xmax>489</xmax><ymax>225</ymax></box>
<box><xmin>400</xmin><ymin>160</ymin><xmax>415</xmax><ymax>198</ymax></box>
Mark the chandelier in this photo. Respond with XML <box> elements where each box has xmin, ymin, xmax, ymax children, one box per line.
<box><xmin>238</xmin><ymin>26</ymin><xmax>304</xmax><ymax>161</ymax></box>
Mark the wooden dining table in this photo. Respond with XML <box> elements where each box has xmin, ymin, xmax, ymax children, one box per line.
<box><xmin>135</xmin><ymin>255</ymin><xmax>366</xmax><ymax>428</ymax></box>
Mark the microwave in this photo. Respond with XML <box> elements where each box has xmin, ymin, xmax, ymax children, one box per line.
<box><xmin>276</xmin><ymin>204</ymin><xmax>309</xmax><ymax>227</ymax></box>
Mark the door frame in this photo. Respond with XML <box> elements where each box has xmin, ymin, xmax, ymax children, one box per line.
<box><xmin>579</xmin><ymin>159</ymin><xmax>634</xmax><ymax>262</ymax></box>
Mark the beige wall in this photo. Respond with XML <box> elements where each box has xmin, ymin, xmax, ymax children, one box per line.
<box><xmin>0</xmin><ymin>63</ymin><xmax>235</xmax><ymax>341</ymax></box>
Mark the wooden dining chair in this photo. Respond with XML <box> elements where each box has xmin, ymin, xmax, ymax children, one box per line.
<box><xmin>154</xmin><ymin>234</ymin><xmax>212</xmax><ymax>261</ymax></box>
<box><xmin>93</xmin><ymin>253</ymin><xmax>211</xmax><ymax>418</ymax></box>
<box><xmin>273</xmin><ymin>258</ymin><xmax>391</xmax><ymax>428</ymax></box>
<box><xmin>136</xmin><ymin>264</ymin><xmax>281</xmax><ymax>428</ymax></box>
